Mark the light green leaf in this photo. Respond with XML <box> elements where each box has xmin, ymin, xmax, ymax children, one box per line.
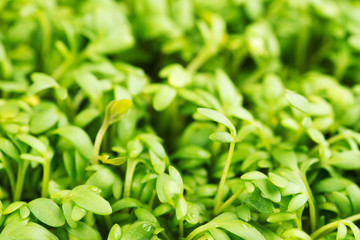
<box><xmin>337</xmin><ymin>222</ymin><xmax>347</xmax><ymax>240</ymax></box>
<box><xmin>28</xmin><ymin>73</ymin><xmax>59</xmax><ymax>96</ymax></box>
<box><xmin>3</xmin><ymin>201</ymin><xmax>27</xmax><ymax>215</ymax></box>
<box><xmin>236</xmin><ymin>205</ymin><xmax>251</xmax><ymax>222</ymax></box>
<box><xmin>71</xmin><ymin>186</ymin><xmax>112</xmax><ymax>215</ymax></box>
<box><xmin>17</xmin><ymin>134</ymin><xmax>47</xmax><ymax>155</ymax></box>
<box><xmin>329</xmin><ymin>151</ymin><xmax>360</xmax><ymax>170</ymax></box>
<box><xmin>209</xmin><ymin>131</ymin><xmax>234</xmax><ymax>143</ymax></box>
<box><xmin>28</xmin><ymin>198</ymin><xmax>65</xmax><ymax>227</ymax></box>
<box><xmin>253</xmin><ymin>179</ymin><xmax>281</xmax><ymax>203</ymax></box>
<box><xmin>269</xmin><ymin>173</ymin><xmax>288</xmax><ymax>188</ymax></box>
<box><xmin>121</xmin><ymin>221</ymin><xmax>155</xmax><ymax>240</ymax></box>
<box><xmin>99</xmin><ymin>155</ymin><xmax>127</xmax><ymax>166</ymax></box>
<box><xmin>135</xmin><ymin>208</ymin><xmax>159</xmax><ymax>225</ymax></box>
<box><xmin>346</xmin><ymin>184</ymin><xmax>360</xmax><ymax>213</ymax></box>
<box><xmin>20</xmin><ymin>153</ymin><xmax>44</xmax><ymax>164</ymax></box>
<box><xmin>153</xmin><ymin>85</ymin><xmax>177</xmax><ymax>111</ymax></box>
<box><xmin>74</xmin><ymin>108</ymin><xmax>100</xmax><ymax>128</ymax></box>
<box><xmin>112</xmin><ymin>198</ymin><xmax>144</xmax><ymax>212</ymax></box>
<box><xmin>281</xmin><ymin>228</ymin><xmax>312</xmax><ymax>240</ymax></box>
<box><xmin>153</xmin><ymin>204</ymin><xmax>173</xmax><ymax>217</ymax></box>
<box><xmin>71</xmin><ymin>205</ymin><xmax>86</xmax><ymax>221</ymax></box>
<box><xmin>329</xmin><ymin>192</ymin><xmax>352</xmax><ymax>217</ymax></box>
<box><xmin>9</xmin><ymin>222</ymin><xmax>59</xmax><ymax>240</ymax></box>
<box><xmin>0</xmin><ymin>137</ymin><xmax>19</xmax><ymax>160</ymax></box>
<box><xmin>106</xmin><ymin>99</ymin><xmax>133</xmax><ymax>124</ymax></box>
<box><xmin>306</xmin><ymin>128</ymin><xmax>326</xmax><ymax>144</ymax></box>
<box><xmin>30</xmin><ymin>104</ymin><xmax>59</xmax><ymax>134</ymax></box>
<box><xmin>245</xmin><ymin>188</ymin><xmax>274</xmax><ymax>214</ymax></box>
<box><xmin>108</xmin><ymin>224</ymin><xmax>121</xmax><ymax>240</ymax></box>
<box><xmin>209</xmin><ymin>228</ymin><xmax>230</xmax><ymax>240</ymax></box>
<box><xmin>215</xmin><ymin>69</ymin><xmax>242</xmax><ymax>109</ymax></box>
<box><xmin>343</xmin><ymin>220</ymin><xmax>360</xmax><ymax>240</ymax></box>
<box><xmin>285</xmin><ymin>90</ymin><xmax>310</xmax><ymax>114</ymax></box>
<box><xmin>185</xmin><ymin>202</ymin><xmax>200</xmax><ymax>225</ymax></box>
<box><xmin>169</xmin><ymin>166</ymin><xmax>184</xmax><ymax>190</ymax></box>
<box><xmin>67</xmin><ymin>222</ymin><xmax>101</xmax><ymax>240</ymax></box>
<box><xmin>267</xmin><ymin>212</ymin><xmax>296</xmax><ymax>223</ymax></box>
<box><xmin>52</xmin><ymin>126</ymin><xmax>93</xmax><ymax>160</ymax></box>
<box><xmin>20</xmin><ymin>205</ymin><xmax>30</xmax><ymax>219</ymax></box>
<box><xmin>288</xmin><ymin>193</ymin><xmax>309</xmax><ymax>212</ymax></box>
<box><xmin>197</xmin><ymin>108</ymin><xmax>236</xmax><ymax>134</ymax></box>
<box><xmin>241</xmin><ymin>171</ymin><xmax>267</xmax><ymax>180</ymax></box>
<box><xmin>150</xmin><ymin>150</ymin><xmax>165</xmax><ymax>174</ymax></box>
<box><xmin>219</xmin><ymin>220</ymin><xmax>266</xmax><ymax>240</ymax></box>
<box><xmin>156</xmin><ymin>173</ymin><xmax>171</xmax><ymax>203</ymax></box>
<box><xmin>74</xmin><ymin>71</ymin><xmax>103</xmax><ymax>102</ymax></box>
<box><xmin>230</xmin><ymin>107</ymin><xmax>254</xmax><ymax>122</ymax></box>
<box><xmin>172</xmin><ymin>145</ymin><xmax>211</xmax><ymax>160</ymax></box>
<box><xmin>62</xmin><ymin>200</ymin><xmax>78</xmax><ymax>229</ymax></box>
<box><xmin>176</xmin><ymin>198</ymin><xmax>188</xmax><ymax>220</ymax></box>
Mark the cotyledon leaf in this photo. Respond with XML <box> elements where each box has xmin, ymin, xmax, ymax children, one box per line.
<box><xmin>28</xmin><ymin>198</ymin><xmax>65</xmax><ymax>227</ymax></box>
<box><xmin>51</xmin><ymin>126</ymin><xmax>93</xmax><ymax>160</ymax></box>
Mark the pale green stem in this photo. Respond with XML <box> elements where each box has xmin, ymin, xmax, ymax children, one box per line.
<box><xmin>37</xmin><ymin>10</ymin><xmax>51</xmax><ymax>69</ymax></box>
<box><xmin>1</xmin><ymin>155</ymin><xmax>16</xmax><ymax>196</ymax></box>
<box><xmin>92</xmin><ymin>121</ymin><xmax>109</xmax><ymax>165</ymax></box>
<box><xmin>14</xmin><ymin>161</ymin><xmax>29</xmax><ymax>201</ymax></box>
<box><xmin>213</xmin><ymin>141</ymin><xmax>235</xmax><ymax>214</ymax></box>
<box><xmin>311</xmin><ymin>213</ymin><xmax>360</xmax><ymax>239</ymax></box>
<box><xmin>186</xmin><ymin>48</ymin><xmax>212</xmax><ymax>73</ymax></box>
<box><xmin>41</xmin><ymin>160</ymin><xmax>50</xmax><ymax>198</ymax></box>
<box><xmin>295</xmin><ymin>209</ymin><xmax>303</xmax><ymax>230</ymax></box>
<box><xmin>214</xmin><ymin>185</ymin><xmax>245</xmax><ymax>215</ymax></box>
<box><xmin>300</xmin><ymin>173</ymin><xmax>317</xmax><ymax>233</ymax></box>
<box><xmin>124</xmin><ymin>159</ymin><xmax>138</xmax><ymax>198</ymax></box>
<box><xmin>104</xmin><ymin>215</ymin><xmax>113</xmax><ymax>230</ymax></box>
<box><xmin>179</xmin><ymin>217</ymin><xmax>184</xmax><ymax>238</ymax></box>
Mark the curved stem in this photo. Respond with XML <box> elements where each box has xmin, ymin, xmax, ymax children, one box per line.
<box><xmin>0</xmin><ymin>155</ymin><xmax>16</xmax><ymax>197</ymax></box>
<box><xmin>311</xmin><ymin>213</ymin><xmax>360</xmax><ymax>239</ymax></box>
<box><xmin>91</xmin><ymin>121</ymin><xmax>109</xmax><ymax>165</ymax></box>
<box><xmin>300</xmin><ymin>172</ymin><xmax>317</xmax><ymax>233</ymax></box>
<box><xmin>213</xmin><ymin>141</ymin><xmax>235</xmax><ymax>214</ymax></box>
<box><xmin>186</xmin><ymin>224</ymin><xmax>211</xmax><ymax>240</ymax></box>
<box><xmin>186</xmin><ymin>48</ymin><xmax>212</xmax><ymax>73</ymax></box>
<box><xmin>214</xmin><ymin>185</ymin><xmax>245</xmax><ymax>215</ymax></box>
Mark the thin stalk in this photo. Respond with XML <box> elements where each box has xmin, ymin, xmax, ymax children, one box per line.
<box><xmin>0</xmin><ymin>155</ymin><xmax>16</xmax><ymax>196</ymax></box>
<box><xmin>104</xmin><ymin>215</ymin><xmax>113</xmax><ymax>230</ymax></box>
<box><xmin>186</xmin><ymin>224</ymin><xmax>211</xmax><ymax>240</ymax></box>
<box><xmin>186</xmin><ymin>48</ymin><xmax>212</xmax><ymax>73</ymax></box>
<box><xmin>124</xmin><ymin>159</ymin><xmax>138</xmax><ymax>198</ymax></box>
<box><xmin>257</xmin><ymin>127</ymin><xmax>271</xmax><ymax>152</ymax></box>
<box><xmin>37</xmin><ymin>10</ymin><xmax>51</xmax><ymax>70</ymax></box>
<box><xmin>179</xmin><ymin>217</ymin><xmax>184</xmax><ymax>238</ymax></box>
<box><xmin>41</xmin><ymin>160</ymin><xmax>50</xmax><ymax>197</ymax></box>
<box><xmin>91</xmin><ymin>121</ymin><xmax>109</xmax><ymax>165</ymax></box>
<box><xmin>14</xmin><ymin>161</ymin><xmax>29</xmax><ymax>201</ymax></box>
<box><xmin>311</xmin><ymin>213</ymin><xmax>360</xmax><ymax>239</ymax></box>
<box><xmin>214</xmin><ymin>185</ymin><xmax>245</xmax><ymax>215</ymax></box>
<box><xmin>213</xmin><ymin>141</ymin><xmax>235</xmax><ymax>214</ymax></box>
<box><xmin>295</xmin><ymin>210</ymin><xmax>303</xmax><ymax>230</ymax></box>
<box><xmin>300</xmin><ymin>173</ymin><xmax>317</xmax><ymax>233</ymax></box>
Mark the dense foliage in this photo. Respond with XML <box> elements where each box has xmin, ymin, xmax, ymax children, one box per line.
<box><xmin>1</xmin><ymin>0</ymin><xmax>360</xmax><ymax>239</ymax></box>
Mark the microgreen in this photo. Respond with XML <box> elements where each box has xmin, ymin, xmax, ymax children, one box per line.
<box><xmin>1</xmin><ymin>0</ymin><xmax>360</xmax><ymax>239</ymax></box>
